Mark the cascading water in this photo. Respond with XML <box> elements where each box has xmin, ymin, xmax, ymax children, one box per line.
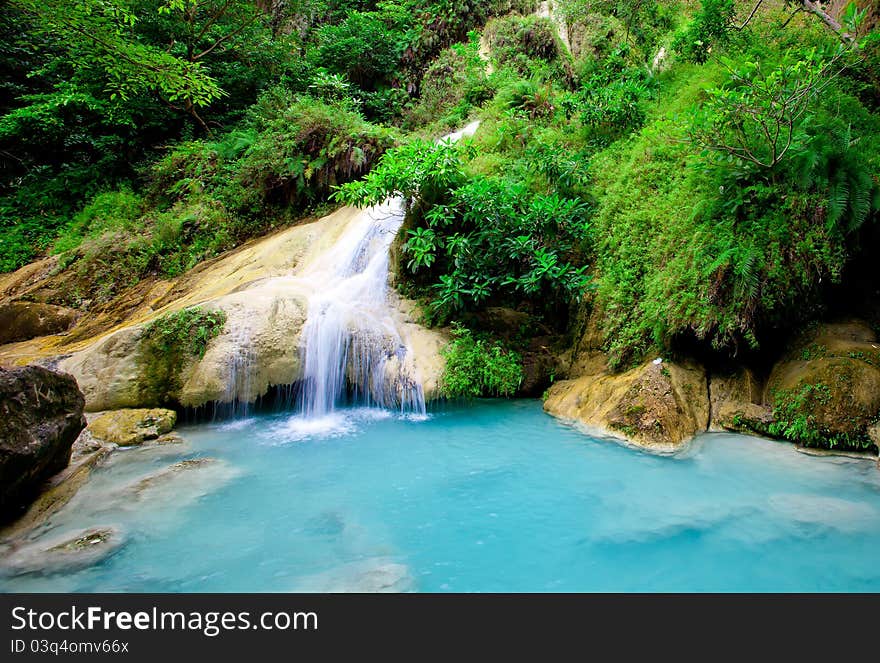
<box><xmin>296</xmin><ymin>120</ymin><xmax>481</xmax><ymax>418</ymax></box>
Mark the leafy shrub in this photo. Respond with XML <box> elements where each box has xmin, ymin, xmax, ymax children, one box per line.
<box><xmin>143</xmin><ymin>307</ymin><xmax>227</xmax><ymax>360</ymax></box>
<box><xmin>236</xmin><ymin>96</ymin><xmax>398</xmax><ymax>206</ymax></box>
<box><xmin>483</xmin><ymin>14</ymin><xmax>566</xmax><ymax>79</ymax></box>
<box><xmin>52</xmin><ymin>189</ymin><xmax>144</xmax><ymax>254</ymax></box>
<box><xmin>336</xmin><ymin>138</ymin><xmax>591</xmax><ymax>320</ymax></box>
<box><xmin>153</xmin><ymin>96</ymin><xmax>398</xmax><ymax>211</ymax></box>
<box><xmin>314</xmin><ymin>11</ymin><xmax>406</xmax><ymax>90</ymax></box>
<box><xmin>440</xmin><ymin>324</ymin><xmax>523</xmax><ymax>397</ymax></box>
<box><xmin>406</xmin><ymin>36</ymin><xmax>493</xmax><ymax>129</ymax></box>
<box><xmin>673</xmin><ymin>0</ymin><xmax>736</xmax><ymax>64</ymax></box>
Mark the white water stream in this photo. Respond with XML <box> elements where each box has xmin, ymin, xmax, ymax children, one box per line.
<box><xmin>294</xmin><ymin>120</ymin><xmax>481</xmax><ymax>418</ymax></box>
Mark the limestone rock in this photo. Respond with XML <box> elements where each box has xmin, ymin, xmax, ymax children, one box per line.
<box><xmin>544</xmin><ymin>358</ymin><xmax>709</xmax><ymax>452</ymax></box>
<box><xmin>88</xmin><ymin>408</ymin><xmax>177</xmax><ymax>446</ymax></box>
<box><xmin>708</xmin><ymin>367</ymin><xmax>770</xmax><ymax>432</ymax></box>
<box><xmin>0</xmin><ymin>301</ymin><xmax>78</xmax><ymax>344</ymax></box>
<box><xmin>389</xmin><ymin>294</ymin><xmax>448</xmax><ymax>402</ymax></box>
<box><xmin>59</xmin><ymin>326</ymin><xmax>148</xmax><ymax>411</ymax></box>
<box><xmin>0</xmin><ymin>366</ymin><xmax>86</xmax><ymax>520</ymax></box>
<box><xmin>44</xmin><ymin>206</ymin><xmax>447</xmax><ymax>410</ymax></box>
<box><xmin>177</xmin><ymin>282</ymin><xmax>307</xmax><ymax>407</ymax></box>
<box><xmin>869</xmin><ymin>421</ymin><xmax>880</xmax><ymax>447</ymax></box>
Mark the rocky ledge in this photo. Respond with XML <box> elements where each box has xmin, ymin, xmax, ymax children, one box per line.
<box><xmin>545</xmin><ymin>316</ymin><xmax>880</xmax><ymax>455</ymax></box>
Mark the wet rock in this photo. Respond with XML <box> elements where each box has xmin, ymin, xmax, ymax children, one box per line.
<box><xmin>0</xmin><ymin>366</ymin><xmax>86</xmax><ymax>520</ymax></box>
<box><xmin>0</xmin><ymin>301</ymin><xmax>78</xmax><ymax>344</ymax></box>
<box><xmin>520</xmin><ymin>337</ymin><xmax>564</xmax><ymax>397</ymax></box>
<box><xmin>88</xmin><ymin>408</ymin><xmax>177</xmax><ymax>446</ymax></box>
<box><xmin>389</xmin><ymin>294</ymin><xmax>449</xmax><ymax>402</ymax></box>
<box><xmin>1</xmin><ymin>527</ymin><xmax>124</xmax><ymax>576</ymax></box>
<box><xmin>544</xmin><ymin>358</ymin><xmax>709</xmax><ymax>452</ymax></box>
<box><xmin>125</xmin><ymin>457</ymin><xmax>221</xmax><ymax>498</ymax></box>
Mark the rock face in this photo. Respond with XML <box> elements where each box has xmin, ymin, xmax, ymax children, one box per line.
<box><xmin>88</xmin><ymin>408</ymin><xmax>177</xmax><ymax>446</ymax></box>
<box><xmin>544</xmin><ymin>358</ymin><xmax>710</xmax><ymax>452</ymax></box>
<box><xmin>0</xmin><ymin>302</ymin><xmax>78</xmax><ymax>344</ymax></box>
<box><xmin>708</xmin><ymin>367</ymin><xmax>772</xmax><ymax>432</ymax></box>
<box><xmin>764</xmin><ymin>320</ymin><xmax>880</xmax><ymax>447</ymax></box>
<box><xmin>20</xmin><ymin>206</ymin><xmax>449</xmax><ymax>411</ymax></box>
<box><xmin>0</xmin><ymin>366</ymin><xmax>86</xmax><ymax>519</ymax></box>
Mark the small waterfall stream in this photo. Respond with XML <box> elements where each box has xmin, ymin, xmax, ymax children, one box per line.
<box><xmin>295</xmin><ymin>120</ymin><xmax>481</xmax><ymax>418</ymax></box>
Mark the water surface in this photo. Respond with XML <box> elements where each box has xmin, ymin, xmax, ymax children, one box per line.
<box><xmin>3</xmin><ymin>400</ymin><xmax>880</xmax><ymax>592</ymax></box>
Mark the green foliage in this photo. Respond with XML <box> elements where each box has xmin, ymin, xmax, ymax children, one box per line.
<box><xmin>590</xmin><ymin>43</ymin><xmax>880</xmax><ymax>367</ymax></box>
<box><xmin>140</xmin><ymin>306</ymin><xmax>226</xmax><ymax>404</ymax></box>
<box><xmin>483</xmin><ymin>14</ymin><xmax>563</xmax><ymax>76</ymax></box>
<box><xmin>440</xmin><ymin>324</ymin><xmax>523</xmax><ymax>397</ymax></box>
<box><xmin>0</xmin><ymin>0</ymin><xmax>299</xmax><ymax>272</ymax></box>
<box><xmin>336</xmin><ymin>137</ymin><xmax>591</xmax><ymax>320</ymax></box>
<box><xmin>673</xmin><ymin>0</ymin><xmax>736</xmax><ymax>64</ymax></box>
<box><xmin>567</xmin><ymin>49</ymin><xmax>656</xmax><ymax>141</ymax></box>
<box><xmin>236</xmin><ymin>96</ymin><xmax>398</xmax><ymax>206</ymax></box>
<box><xmin>52</xmin><ymin>189</ymin><xmax>144</xmax><ymax>254</ymax></box>
<box><xmin>684</xmin><ymin>50</ymin><xmax>844</xmax><ymax>169</ymax></box>
<box><xmin>143</xmin><ymin>306</ymin><xmax>226</xmax><ymax>360</ymax></box>
<box><xmin>558</xmin><ymin>0</ymin><xmax>674</xmax><ymax>60</ymax></box>
<box><xmin>314</xmin><ymin>11</ymin><xmax>405</xmax><ymax>90</ymax></box>
<box><xmin>406</xmin><ymin>34</ymin><xmax>493</xmax><ymax>129</ymax></box>
<box><xmin>11</xmin><ymin>0</ymin><xmax>225</xmax><ymax>109</ymax></box>
<box><xmin>153</xmin><ymin>95</ymin><xmax>398</xmax><ymax>210</ymax></box>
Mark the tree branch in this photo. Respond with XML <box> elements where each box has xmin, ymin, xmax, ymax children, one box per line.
<box><xmin>193</xmin><ymin>10</ymin><xmax>260</xmax><ymax>60</ymax></box>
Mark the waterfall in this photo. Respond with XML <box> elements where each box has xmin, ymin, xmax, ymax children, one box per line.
<box><xmin>296</xmin><ymin>120</ymin><xmax>481</xmax><ymax>418</ymax></box>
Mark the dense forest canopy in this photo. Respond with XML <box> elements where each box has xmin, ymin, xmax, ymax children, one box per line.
<box><xmin>1</xmin><ymin>0</ymin><xmax>879</xmax><ymax>374</ymax></box>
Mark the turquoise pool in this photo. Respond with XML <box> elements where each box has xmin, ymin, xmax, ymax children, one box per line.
<box><xmin>3</xmin><ymin>400</ymin><xmax>880</xmax><ymax>592</ymax></box>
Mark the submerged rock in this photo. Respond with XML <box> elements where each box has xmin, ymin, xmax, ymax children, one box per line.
<box><xmin>1</xmin><ymin>526</ymin><xmax>124</xmax><ymax>576</ymax></box>
<box><xmin>0</xmin><ymin>432</ymin><xmax>113</xmax><ymax>542</ymax></box>
<box><xmin>0</xmin><ymin>301</ymin><xmax>78</xmax><ymax>344</ymax></box>
<box><xmin>88</xmin><ymin>408</ymin><xmax>177</xmax><ymax>446</ymax></box>
<box><xmin>544</xmin><ymin>358</ymin><xmax>709</xmax><ymax>452</ymax></box>
<box><xmin>294</xmin><ymin>557</ymin><xmax>415</xmax><ymax>593</ymax></box>
<box><xmin>0</xmin><ymin>366</ymin><xmax>86</xmax><ymax>520</ymax></box>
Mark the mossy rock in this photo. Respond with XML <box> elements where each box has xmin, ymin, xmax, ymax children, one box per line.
<box><xmin>88</xmin><ymin>408</ymin><xmax>177</xmax><ymax>446</ymax></box>
<box><xmin>766</xmin><ymin>320</ymin><xmax>880</xmax><ymax>451</ymax></box>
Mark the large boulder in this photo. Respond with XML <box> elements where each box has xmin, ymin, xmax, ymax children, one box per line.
<box><xmin>764</xmin><ymin>320</ymin><xmax>880</xmax><ymax>449</ymax></box>
<box><xmin>544</xmin><ymin>358</ymin><xmax>710</xmax><ymax>452</ymax></box>
<box><xmin>0</xmin><ymin>301</ymin><xmax>78</xmax><ymax>344</ymax></box>
<box><xmin>0</xmin><ymin>366</ymin><xmax>86</xmax><ymax>519</ymax></box>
